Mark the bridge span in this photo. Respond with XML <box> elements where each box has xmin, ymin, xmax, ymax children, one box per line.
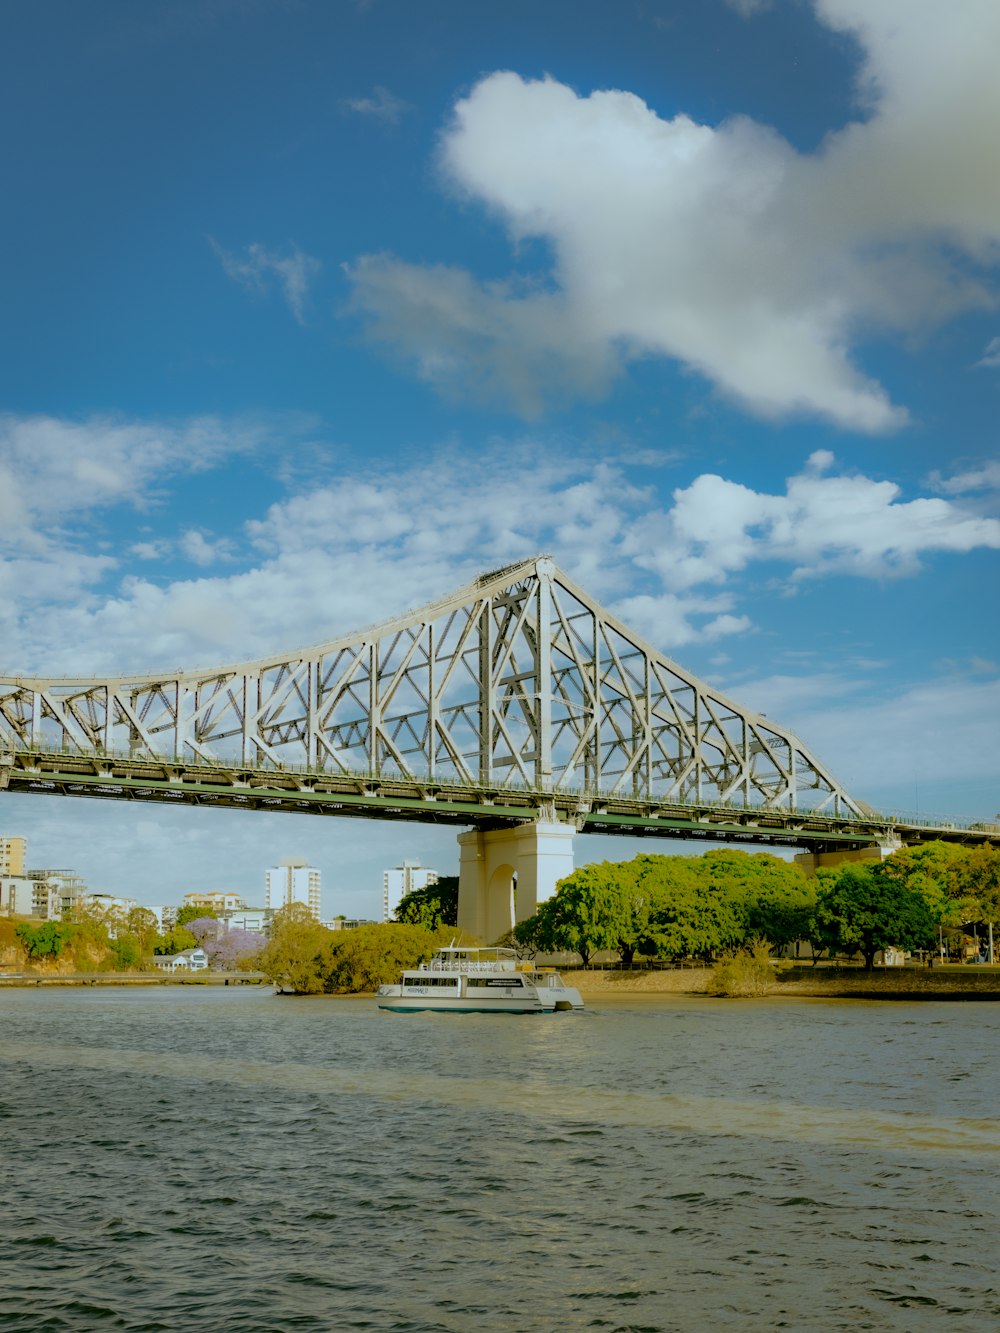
<box><xmin>1</xmin><ymin>557</ymin><xmax>996</xmax><ymax>938</ymax></box>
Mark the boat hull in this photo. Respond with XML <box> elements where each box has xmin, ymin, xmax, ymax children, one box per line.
<box><xmin>376</xmin><ymin>985</ymin><xmax>545</xmax><ymax>1014</ymax></box>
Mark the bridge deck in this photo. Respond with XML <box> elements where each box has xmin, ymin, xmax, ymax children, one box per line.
<box><xmin>2</xmin><ymin>747</ymin><xmax>994</xmax><ymax>853</ymax></box>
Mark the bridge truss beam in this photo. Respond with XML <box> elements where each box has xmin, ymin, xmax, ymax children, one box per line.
<box><xmin>2</xmin><ymin>556</ymin><xmax>995</xmax><ymax>854</ymax></box>
<box><xmin>0</xmin><ymin>557</ymin><xmax>865</xmax><ymax>816</ymax></box>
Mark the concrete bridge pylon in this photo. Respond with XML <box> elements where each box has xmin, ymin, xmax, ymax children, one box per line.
<box><xmin>456</xmin><ymin>820</ymin><xmax>575</xmax><ymax>943</ymax></box>
<box><xmin>793</xmin><ymin>835</ymin><xmax>903</xmax><ymax>875</ymax></box>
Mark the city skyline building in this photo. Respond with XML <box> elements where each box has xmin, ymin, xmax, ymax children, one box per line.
<box><xmin>0</xmin><ymin>837</ymin><xmax>26</xmax><ymax>877</ymax></box>
<box><xmin>265</xmin><ymin>858</ymin><xmax>321</xmax><ymax>919</ymax></box>
<box><xmin>382</xmin><ymin>861</ymin><xmax>438</xmax><ymax>922</ymax></box>
<box><xmin>183</xmin><ymin>891</ymin><xmax>246</xmax><ymax>913</ymax></box>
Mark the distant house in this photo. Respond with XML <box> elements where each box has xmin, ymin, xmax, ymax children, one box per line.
<box><xmin>153</xmin><ymin>948</ymin><xmax>209</xmax><ymax>972</ymax></box>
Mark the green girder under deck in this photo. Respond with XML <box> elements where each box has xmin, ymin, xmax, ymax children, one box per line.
<box><xmin>3</xmin><ymin>749</ymin><xmax>995</xmax><ymax>853</ymax></box>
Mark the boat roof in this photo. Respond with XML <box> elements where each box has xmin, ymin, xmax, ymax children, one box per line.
<box><xmin>433</xmin><ymin>945</ymin><xmax>517</xmax><ymax>958</ymax></box>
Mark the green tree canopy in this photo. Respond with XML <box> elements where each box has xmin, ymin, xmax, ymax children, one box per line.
<box><xmin>395</xmin><ymin>876</ymin><xmax>458</xmax><ymax>929</ymax></box>
<box><xmin>176</xmin><ymin>904</ymin><xmax>219</xmax><ymax>929</ymax></box>
<box><xmin>126</xmin><ymin>907</ymin><xmax>161</xmax><ymax>958</ymax></box>
<box><xmin>879</xmin><ymin>841</ymin><xmax>975</xmax><ymax>927</ymax></box>
<box><xmin>257</xmin><ymin>903</ymin><xmax>331</xmax><ymax>994</ymax></box>
<box><xmin>636</xmin><ymin>854</ymin><xmax>745</xmax><ymax>961</ymax></box>
<box><xmin>15</xmin><ymin>920</ymin><xmax>76</xmax><ymax>959</ymax></box>
<box><xmin>962</xmin><ymin>845</ymin><xmax>1000</xmax><ymax>928</ymax></box>
<box><xmin>315</xmin><ymin>923</ymin><xmax>450</xmax><ymax>994</ymax></box>
<box><xmin>815</xmin><ymin>863</ymin><xmax>936</xmax><ymax>970</ymax></box>
<box><xmin>514</xmin><ymin>849</ymin><xmax>817</xmax><ymax>966</ymax></box>
<box><xmin>154</xmin><ymin>924</ymin><xmax>198</xmax><ymax>956</ymax></box>
<box><xmin>701</xmin><ymin>850</ymin><xmax>816</xmax><ymax>948</ymax></box>
<box><xmin>515</xmin><ymin>863</ymin><xmax>631</xmax><ymax>965</ymax></box>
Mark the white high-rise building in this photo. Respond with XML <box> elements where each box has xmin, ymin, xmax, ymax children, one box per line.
<box><xmin>265</xmin><ymin>859</ymin><xmax>321</xmax><ymax>919</ymax></box>
<box><xmin>383</xmin><ymin>861</ymin><xmax>438</xmax><ymax>921</ymax></box>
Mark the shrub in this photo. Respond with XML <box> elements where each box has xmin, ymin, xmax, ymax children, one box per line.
<box><xmin>15</xmin><ymin>921</ymin><xmax>76</xmax><ymax>959</ymax></box>
<box><xmin>707</xmin><ymin>939</ymin><xmax>776</xmax><ymax>997</ymax></box>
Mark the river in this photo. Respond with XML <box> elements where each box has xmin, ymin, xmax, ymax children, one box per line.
<box><xmin>1</xmin><ymin>987</ymin><xmax>998</xmax><ymax>1331</ymax></box>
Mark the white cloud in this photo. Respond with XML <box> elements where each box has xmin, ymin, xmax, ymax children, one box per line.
<box><xmin>975</xmin><ymin>336</ymin><xmax>1000</xmax><ymax>368</ymax></box>
<box><xmin>347</xmin><ymin>256</ymin><xmax>618</xmax><ymax>416</ymax></box>
<box><xmin>628</xmin><ymin>451</ymin><xmax>1000</xmax><ymax>589</ymax></box>
<box><xmin>724</xmin><ymin>0</ymin><xmax>774</xmax><ymax>16</ymax></box>
<box><xmin>340</xmin><ymin>85</ymin><xmax>410</xmax><ymax>125</ymax></box>
<box><xmin>613</xmin><ymin>592</ymin><xmax>752</xmax><ymax>648</ymax></box>
<box><xmin>180</xmin><ymin>530</ymin><xmax>231</xmax><ymax>567</ymax></box>
<box><xmin>348</xmin><ymin>1</ymin><xmax>1000</xmax><ymax>429</ymax></box>
<box><xmin>0</xmin><ymin>412</ymin><xmax>262</xmax><ymax>542</ymax></box>
<box><xmin>212</xmin><ymin>240</ymin><xmax>321</xmax><ymax>324</ymax></box>
<box><xmin>3</xmin><ymin>434</ymin><xmax>996</xmax><ymax>678</ymax></box>
<box><xmin>735</xmin><ymin>668</ymin><xmax>1000</xmax><ymax>800</ymax></box>
<box><xmin>0</xmin><ymin>412</ymin><xmax>292</xmax><ymax>670</ymax></box>
<box><xmin>927</xmin><ymin>460</ymin><xmax>1000</xmax><ymax>495</ymax></box>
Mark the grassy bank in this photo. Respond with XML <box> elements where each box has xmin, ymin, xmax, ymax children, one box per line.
<box><xmin>562</xmin><ymin>964</ymin><xmax>1000</xmax><ymax>1000</ymax></box>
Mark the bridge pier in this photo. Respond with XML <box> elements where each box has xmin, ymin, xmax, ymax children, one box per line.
<box><xmin>794</xmin><ymin>836</ymin><xmax>903</xmax><ymax>876</ymax></box>
<box><xmin>456</xmin><ymin>820</ymin><xmax>576</xmax><ymax>943</ymax></box>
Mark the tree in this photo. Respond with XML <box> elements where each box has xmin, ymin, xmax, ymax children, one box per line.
<box><xmin>15</xmin><ymin>921</ymin><xmax>75</xmax><ymax>959</ymax></box>
<box><xmin>961</xmin><ymin>845</ymin><xmax>1000</xmax><ymax>954</ymax></box>
<box><xmin>125</xmin><ymin>907</ymin><xmax>160</xmax><ymax>959</ymax></box>
<box><xmin>185</xmin><ymin>916</ymin><xmax>223</xmax><ymax>947</ymax></box>
<box><xmin>700</xmin><ymin>850</ymin><xmax>816</xmax><ymax>950</ymax></box>
<box><xmin>110</xmin><ymin>935</ymin><xmax>141</xmax><ymax>969</ymax></box>
<box><xmin>516</xmin><ymin>864</ymin><xmax>626</xmax><ymax>965</ymax></box>
<box><xmin>880</xmin><ymin>841</ymin><xmax>973</xmax><ymax>926</ymax></box>
<box><xmin>815</xmin><ymin>863</ymin><xmax>936</xmax><ymax>970</ymax></box>
<box><xmin>176</xmin><ymin>904</ymin><xmax>219</xmax><ymax>929</ymax></box>
<box><xmin>395</xmin><ymin>876</ymin><xmax>459</xmax><ymax>929</ymax></box>
<box><xmin>257</xmin><ymin>904</ymin><xmax>332</xmax><ymax>994</ymax></box>
<box><xmin>640</xmin><ymin>857</ymin><xmax>744</xmax><ymax>961</ymax></box>
<box><xmin>155</xmin><ymin>924</ymin><xmax>198</xmax><ymax>956</ymax></box>
<box><xmin>315</xmin><ymin>923</ymin><xmax>447</xmax><ymax>993</ymax></box>
<box><xmin>209</xmin><ymin>928</ymin><xmax>264</xmax><ymax>971</ymax></box>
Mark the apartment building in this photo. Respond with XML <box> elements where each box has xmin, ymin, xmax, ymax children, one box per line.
<box><xmin>265</xmin><ymin>859</ymin><xmax>321</xmax><ymax>919</ymax></box>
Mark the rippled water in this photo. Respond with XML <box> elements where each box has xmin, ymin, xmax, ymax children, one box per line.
<box><xmin>1</xmin><ymin>988</ymin><xmax>999</xmax><ymax>1332</ymax></box>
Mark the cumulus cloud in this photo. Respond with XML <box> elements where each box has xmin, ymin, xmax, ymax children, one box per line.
<box><xmin>179</xmin><ymin>530</ymin><xmax>232</xmax><ymax>567</ymax></box>
<box><xmin>3</xmin><ymin>431</ymin><xmax>997</xmax><ymax>677</ymax></box>
<box><xmin>0</xmin><ymin>412</ymin><xmax>287</xmax><ymax>664</ymax></box>
<box><xmin>0</xmin><ymin>413</ymin><xmax>266</xmax><ymax>552</ymax></box>
<box><xmin>347</xmin><ymin>2</ymin><xmax>1000</xmax><ymax>429</ymax></box>
<box><xmin>212</xmin><ymin>240</ymin><xmax>321</xmax><ymax>324</ymax></box>
<box><xmin>629</xmin><ymin>450</ymin><xmax>1000</xmax><ymax>589</ymax></box>
<box><xmin>927</xmin><ymin>460</ymin><xmax>1000</xmax><ymax>495</ymax></box>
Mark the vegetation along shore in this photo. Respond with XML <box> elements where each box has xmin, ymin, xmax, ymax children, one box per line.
<box><xmin>3</xmin><ymin>839</ymin><xmax>998</xmax><ymax>999</ymax></box>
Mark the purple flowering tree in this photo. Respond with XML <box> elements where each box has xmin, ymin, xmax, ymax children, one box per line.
<box><xmin>209</xmin><ymin>928</ymin><xmax>265</xmax><ymax>971</ymax></box>
<box><xmin>185</xmin><ymin>916</ymin><xmax>222</xmax><ymax>947</ymax></box>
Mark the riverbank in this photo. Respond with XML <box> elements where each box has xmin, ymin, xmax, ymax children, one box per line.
<box><xmin>563</xmin><ymin>964</ymin><xmax>1000</xmax><ymax>1000</ymax></box>
<box><xmin>0</xmin><ymin>970</ymin><xmax>267</xmax><ymax>987</ymax></box>
<box><xmin>4</xmin><ymin>965</ymin><xmax>999</xmax><ymax>999</ymax></box>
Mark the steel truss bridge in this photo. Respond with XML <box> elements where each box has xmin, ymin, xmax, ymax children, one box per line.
<box><xmin>0</xmin><ymin>557</ymin><xmax>994</xmax><ymax>857</ymax></box>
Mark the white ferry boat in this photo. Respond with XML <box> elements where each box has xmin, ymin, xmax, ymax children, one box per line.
<box><xmin>377</xmin><ymin>945</ymin><xmax>584</xmax><ymax>1015</ymax></box>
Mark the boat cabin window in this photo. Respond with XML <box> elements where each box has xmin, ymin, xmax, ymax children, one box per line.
<box><xmin>466</xmin><ymin>976</ymin><xmax>524</xmax><ymax>988</ymax></box>
<box><xmin>403</xmin><ymin>976</ymin><xmax>458</xmax><ymax>987</ymax></box>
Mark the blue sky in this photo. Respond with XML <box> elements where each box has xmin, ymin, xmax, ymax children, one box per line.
<box><xmin>2</xmin><ymin>0</ymin><xmax>998</xmax><ymax>916</ymax></box>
